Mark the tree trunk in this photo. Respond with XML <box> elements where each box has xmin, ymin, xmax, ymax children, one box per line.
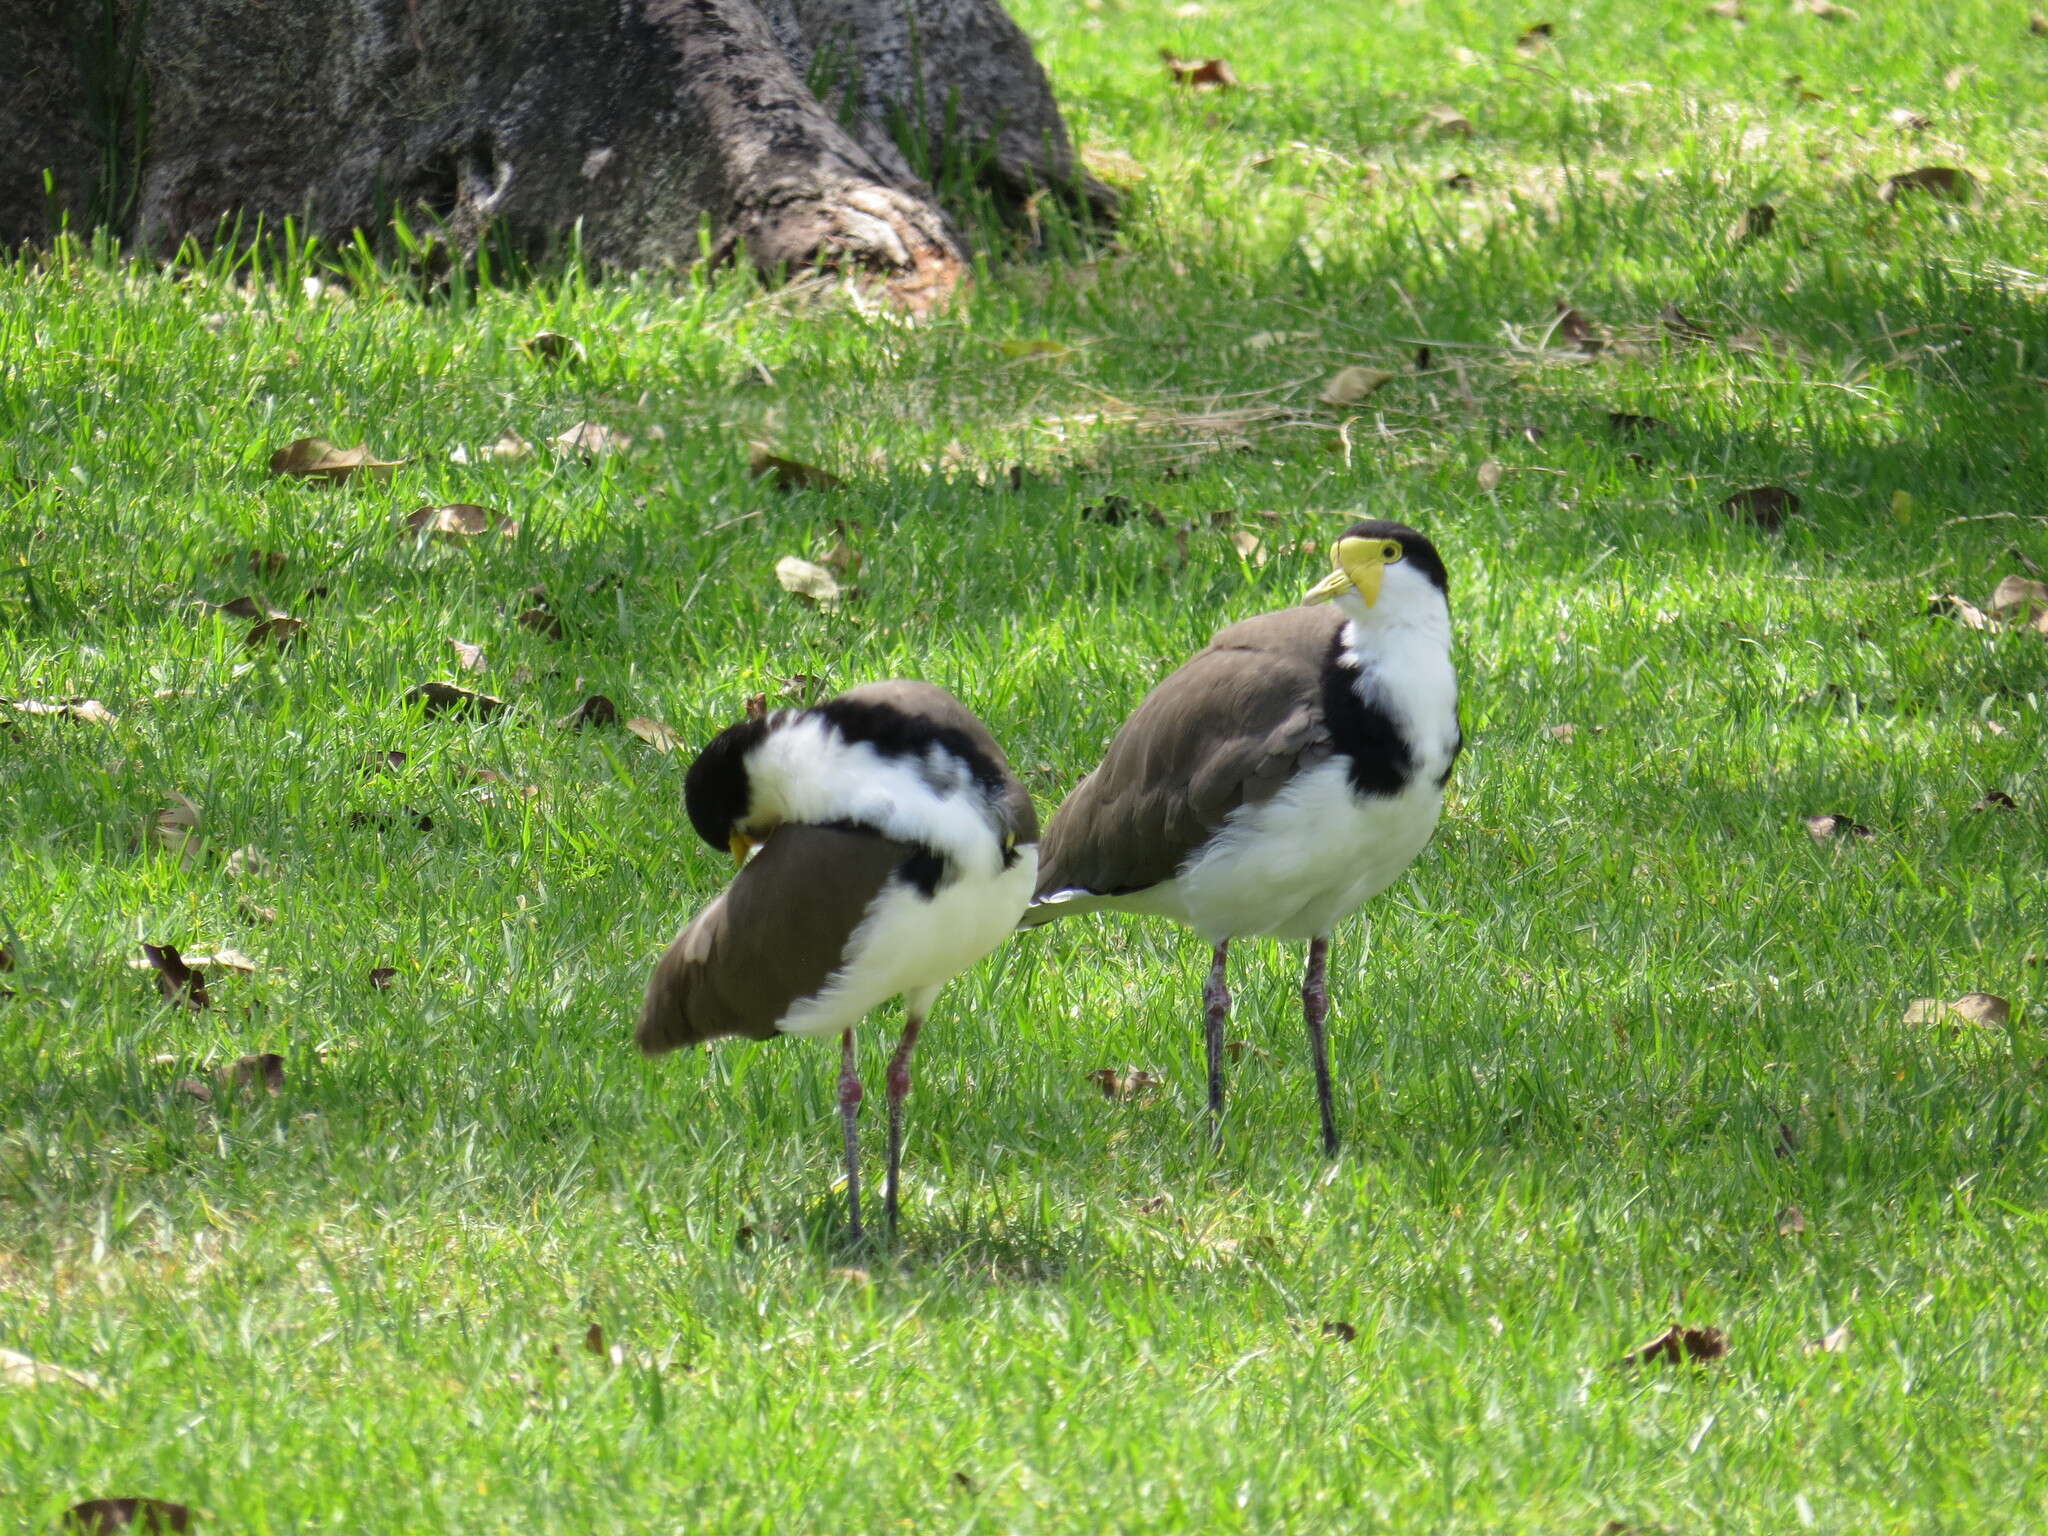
<box><xmin>5</xmin><ymin>0</ymin><xmax>1113</xmax><ymax>308</ymax></box>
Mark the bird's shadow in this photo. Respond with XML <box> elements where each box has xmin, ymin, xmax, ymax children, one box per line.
<box><xmin>740</xmin><ymin>1193</ymin><xmax>1105</xmax><ymax>1286</ymax></box>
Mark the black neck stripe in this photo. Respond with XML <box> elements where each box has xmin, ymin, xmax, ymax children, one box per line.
<box><xmin>1321</xmin><ymin>630</ymin><xmax>1415</xmax><ymax>798</ymax></box>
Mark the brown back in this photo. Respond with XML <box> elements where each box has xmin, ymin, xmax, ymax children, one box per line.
<box><xmin>1036</xmin><ymin>606</ymin><xmax>1344</xmax><ymax>898</ymax></box>
<box><xmin>636</xmin><ymin>824</ymin><xmax>915</xmax><ymax>1052</ymax></box>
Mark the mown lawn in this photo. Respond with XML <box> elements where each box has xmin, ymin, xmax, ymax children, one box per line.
<box><xmin>4</xmin><ymin>0</ymin><xmax>2047</xmax><ymax>1529</ymax></box>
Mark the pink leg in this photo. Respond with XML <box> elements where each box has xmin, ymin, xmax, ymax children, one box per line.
<box><xmin>1204</xmin><ymin>940</ymin><xmax>1231</xmax><ymax>1138</ymax></box>
<box><xmin>837</xmin><ymin>1029</ymin><xmax>864</xmax><ymax>1242</ymax></box>
<box><xmin>884</xmin><ymin>1010</ymin><xmax>925</xmax><ymax>1235</ymax></box>
<box><xmin>1303</xmin><ymin>937</ymin><xmax>1338</xmax><ymax>1156</ymax></box>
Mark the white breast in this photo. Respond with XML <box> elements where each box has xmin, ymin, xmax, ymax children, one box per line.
<box><xmin>774</xmin><ymin>848</ymin><xmax>1039</xmax><ymax>1038</ymax></box>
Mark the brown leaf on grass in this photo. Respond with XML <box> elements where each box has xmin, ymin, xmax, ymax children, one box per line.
<box><xmin>1228</xmin><ymin>530</ymin><xmax>1269</xmax><ymax>567</ymax></box>
<box><xmin>1989</xmin><ymin>575</ymin><xmax>2048</xmax><ymax>633</ymax></box>
<box><xmin>1418</xmin><ymin>105</ymin><xmax>1474</xmax><ymax>138</ymax></box>
<box><xmin>63</xmin><ymin>1498</ymin><xmax>194</xmax><ymax>1533</ymax></box>
<box><xmin>1775</xmin><ymin>1121</ymin><xmax>1799</xmax><ymax>1158</ymax></box>
<box><xmin>820</xmin><ymin>522</ymin><xmax>865</xmax><ymax>579</ymax></box>
<box><xmin>403</xmin><ymin>503</ymin><xmax>518</xmax><ymax>540</ymax></box>
<box><xmin>1804</xmin><ymin>0</ymin><xmax>1856</xmax><ymax>17</ymax></box>
<box><xmin>1553</xmin><ymin>301</ymin><xmax>1602</xmax><ymax>355</ymax></box>
<box><xmin>1776</xmin><ymin>1204</ymin><xmax>1808</xmax><ymax>1235</ymax></box>
<box><xmin>1608</xmin><ymin>412</ymin><xmax>1669</xmax><ymax>437</ymax></box>
<box><xmin>1515</xmin><ymin>21</ymin><xmax>1555</xmax><ymax>50</ymax></box>
<box><xmin>523</xmin><ymin>331</ymin><xmax>587</xmax><ymax>367</ymax></box>
<box><xmin>950</xmin><ymin>1471</ymin><xmax>977</xmax><ymax>1494</ymax></box>
<box><xmin>1879</xmin><ymin>166</ymin><xmax>1974</xmax><ymax>204</ymax></box>
<box><xmin>1706</xmin><ymin>0</ymin><xmax>1745</xmax><ymax>17</ymax></box>
<box><xmin>1926</xmin><ymin>593</ymin><xmax>2000</xmax><ymax>630</ymax></box>
<box><xmin>241</xmin><ymin>550</ymin><xmax>288</xmax><ymax>577</ymax></box>
<box><xmin>5</xmin><ymin>697</ymin><xmax>116</xmax><ymax>725</ymax></box>
<box><xmin>1971</xmin><ymin>790</ymin><xmax>2019</xmax><ymax>812</ymax></box>
<box><xmin>1807</xmin><ymin>1320</ymin><xmax>1852</xmax><ymax>1354</ymax></box>
<box><xmin>449</xmin><ymin>639</ymin><xmax>488</xmax><ymax>674</ymax></box>
<box><xmin>200</xmin><ymin>595</ymin><xmax>278</xmax><ymax>621</ymax></box>
<box><xmin>269</xmin><ymin>436</ymin><xmax>405</xmax><ymax>484</ymax></box>
<box><xmin>129</xmin><ymin>947</ymin><xmax>257</xmax><ymax>975</ymax></box>
<box><xmin>550</xmin><ymin>421</ymin><xmax>631</xmax><ymax>459</ymax></box>
<box><xmin>559</xmin><ymin>695</ymin><xmax>619</xmax><ymax>729</ymax></box>
<box><xmin>1729</xmin><ymin>203</ymin><xmax>1777</xmax><ymax>243</ymax></box>
<box><xmin>625</xmin><ymin>717</ymin><xmax>681</xmax><ymax>753</ymax></box>
<box><xmin>175</xmin><ymin>1078</ymin><xmax>213</xmax><ymax>1103</ymax></box>
<box><xmin>1440</xmin><ymin>170</ymin><xmax>1476</xmax><ymax>191</ymax></box>
<box><xmin>748</xmin><ymin>445</ymin><xmax>846</xmax><ymax>492</ymax></box>
<box><xmin>1080</xmin><ymin>493</ymin><xmax>1164</xmax><ymax>527</ymax></box>
<box><xmin>450</xmin><ymin>431</ymin><xmax>534</xmax><ymax>466</ymax></box>
<box><xmin>149</xmin><ymin>791</ymin><xmax>207</xmax><ymax>868</ymax></box>
<box><xmin>1476</xmin><ymin>459</ymin><xmax>1505</xmax><ymax>493</ymax></box>
<box><xmin>1804</xmin><ymin>813</ymin><xmax>1873</xmax><ymax>841</ymax></box>
<box><xmin>1720</xmin><ymin>485</ymin><xmax>1799</xmax><ymax>530</ymax></box>
<box><xmin>1088</xmin><ymin>1067</ymin><xmax>1166</xmax><ymax>1100</ymax></box>
<box><xmin>1161</xmin><ymin>51</ymin><xmax>1238</xmax><ymax>88</ymax></box>
<box><xmin>775</xmin><ymin>556</ymin><xmax>843</xmax><ymax>610</ymax></box>
<box><xmin>404</xmin><ymin>683</ymin><xmax>505</xmax><ymax>720</ymax></box>
<box><xmin>245</xmin><ymin>615</ymin><xmax>304</xmax><ymax>650</ymax></box>
<box><xmin>1616</xmin><ymin>1324</ymin><xmax>1728</xmax><ymax>1368</ymax></box>
<box><xmin>0</xmin><ymin>944</ymin><xmax>11</xmax><ymax>972</ymax></box>
<box><xmin>1319</xmin><ymin>366</ymin><xmax>1395</xmax><ymax>406</ymax></box>
<box><xmin>219</xmin><ymin>1052</ymin><xmax>284</xmax><ymax>1095</ymax></box>
<box><xmin>1320</xmin><ymin>1319</ymin><xmax>1359</xmax><ymax>1341</ymax></box>
<box><xmin>369</xmin><ymin>966</ymin><xmax>398</xmax><ymax>990</ymax></box>
<box><xmin>237</xmin><ymin>898</ymin><xmax>279</xmax><ymax>925</ymax></box>
<box><xmin>359</xmin><ymin>749</ymin><xmax>410</xmax><ymax>775</ymax></box>
<box><xmin>0</xmin><ymin>1346</ymin><xmax>103</xmax><ymax>1391</ymax></box>
<box><xmin>2033</xmin><ymin>11</ymin><xmax>2048</xmax><ymax>34</ymax></box>
<box><xmin>516</xmin><ymin>606</ymin><xmax>567</xmax><ymax>640</ymax></box>
<box><xmin>141</xmin><ymin>943</ymin><xmax>210</xmax><ymax>1010</ymax></box>
<box><xmin>1887</xmin><ymin>107</ymin><xmax>1932</xmax><ymax>131</ymax></box>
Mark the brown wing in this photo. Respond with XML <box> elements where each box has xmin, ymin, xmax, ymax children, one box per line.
<box><xmin>836</xmin><ymin>678</ymin><xmax>1038</xmax><ymax>846</ymax></box>
<box><xmin>636</xmin><ymin>824</ymin><xmax>914</xmax><ymax>1053</ymax></box>
<box><xmin>1035</xmin><ymin>606</ymin><xmax>1343</xmax><ymax>899</ymax></box>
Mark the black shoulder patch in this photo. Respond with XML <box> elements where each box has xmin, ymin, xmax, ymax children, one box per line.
<box><xmin>1322</xmin><ymin>632</ymin><xmax>1415</xmax><ymax>798</ymax></box>
<box><xmin>896</xmin><ymin>847</ymin><xmax>949</xmax><ymax>898</ymax></box>
<box><xmin>812</xmin><ymin>697</ymin><xmax>1009</xmax><ymax>804</ymax></box>
<box><xmin>684</xmin><ymin>716</ymin><xmax>770</xmax><ymax>851</ymax></box>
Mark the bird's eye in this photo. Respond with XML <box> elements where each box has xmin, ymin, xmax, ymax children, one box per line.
<box><xmin>1382</xmin><ymin>541</ymin><xmax>1403</xmax><ymax>562</ymax></box>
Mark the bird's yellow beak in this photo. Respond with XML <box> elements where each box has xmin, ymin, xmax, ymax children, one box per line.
<box><xmin>729</xmin><ymin>831</ymin><xmax>757</xmax><ymax>866</ymax></box>
<box><xmin>1303</xmin><ymin>535</ymin><xmax>1393</xmax><ymax>607</ymax></box>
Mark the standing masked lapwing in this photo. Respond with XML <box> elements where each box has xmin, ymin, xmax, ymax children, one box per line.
<box><xmin>1022</xmin><ymin>520</ymin><xmax>1460</xmax><ymax>1155</ymax></box>
<box><xmin>638</xmin><ymin>682</ymin><xmax>1038</xmax><ymax>1240</ymax></box>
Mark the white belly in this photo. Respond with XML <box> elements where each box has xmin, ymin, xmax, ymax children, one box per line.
<box><xmin>776</xmin><ymin>848</ymin><xmax>1039</xmax><ymax>1037</ymax></box>
<box><xmin>1126</xmin><ymin>761</ymin><xmax>1444</xmax><ymax>941</ymax></box>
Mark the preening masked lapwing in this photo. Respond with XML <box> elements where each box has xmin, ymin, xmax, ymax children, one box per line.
<box><xmin>1023</xmin><ymin>520</ymin><xmax>1460</xmax><ymax>1154</ymax></box>
<box><xmin>638</xmin><ymin>682</ymin><xmax>1038</xmax><ymax>1239</ymax></box>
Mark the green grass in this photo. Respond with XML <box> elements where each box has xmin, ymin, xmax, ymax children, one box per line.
<box><xmin>4</xmin><ymin>0</ymin><xmax>2048</xmax><ymax>1528</ymax></box>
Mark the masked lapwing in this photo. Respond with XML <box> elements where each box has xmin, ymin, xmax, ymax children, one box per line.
<box><xmin>1023</xmin><ymin>520</ymin><xmax>1460</xmax><ymax>1154</ymax></box>
<box><xmin>638</xmin><ymin>681</ymin><xmax>1038</xmax><ymax>1240</ymax></box>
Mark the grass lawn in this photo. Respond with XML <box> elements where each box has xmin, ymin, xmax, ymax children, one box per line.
<box><xmin>5</xmin><ymin>0</ymin><xmax>2048</xmax><ymax>1528</ymax></box>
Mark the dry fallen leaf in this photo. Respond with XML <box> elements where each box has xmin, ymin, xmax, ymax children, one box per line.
<box><xmin>450</xmin><ymin>431</ymin><xmax>534</xmax><ymax>466</ymax></box>
<box><xmin>1546</xmin><ymin>723</ymin><xmax>1579</xmax><ymax>742</ymax></box>
<box><xmin>518</xmin><ymin>607</ymin><xmax>568</xmax><ymax>641</ymax></box>
<box><xmin>1440</xmin><ymin>169</ymin><xmax>1476</xmax><ymax>191</ymax></box>
<box><xmin>523</xmin><ymin>331</ymin><xmax>587</xmax><ymax>367</ymax></box>
<box><xmin>1970</xmin><ymin>790</ymin><xmax>2019</xmax><ymax>812</ymax></box>
<box><xmin>1776</xmin><ymin>1205</ymin><xmax>1807</xmax><ymax>1235</ymax></box>
<box><xmin>1320</xmin><ymin>1319</ymin><xmax>1359</xmax><ymax>1342</ymax></box>
<box><xmin>150</xmin><ymin>791</ymin><xmax>208</xmax><ymax>868</ymax></box>
<box><xmin>1888</xmin><ymin>107</ymin><xmax>1931</xmax><ymax>131</ymax></box>
<box><xmin>404</xmin><ymin>682</ymin><xmax>506</xmax><ymax>720</ymax></box>
<box><xmin>1720</xmin><ymin>485</ymin><xmax>1799</xmax><ymax>530</ymax></box>
<box><xmin>1805</xmin><ymin>0</ymin><xmax>1856</xmax><ymax>17</ymax></box>
<box><xmin>1729</xmin><ymin>203</ymin><xmax>1777</xmax><ymax>243</ymax></box>
<box><xmin>1879</xmin><ymin>166</ymin><xmax>1974</xmax><ymax>204</ymax></box>
<box><xmin>4</xmin><ymin>697</ymin><xmax>116</xmax><ymax>725</ymax></box>
<box><xmin>1476</xmin><ymin>459</ymin><xmax>1505</xmax><ymax>493</ymax></box>
<box><xmin>1608</xmin><ymin>412</ymin><xmax>1669</xmax><ymax>437</ymax></box>
<box><xmin>449</xmin><ymin>639</ymin><xmax>488</xmax><ymax>674</ymax></box>
<box><xmin>1616</xmin><ymin>1324</ymin><xmax>1728</xmax><ymax>1368</ymax></box>
<box><xmin>269</xmin><ymin>436</ymin><xmax>405</xmax><ymax>484</ymax></box>
<box><xmin>748</xmin><ymin>445</ymin><xmax>846</xmax><ymax>492</ymax></box>
<box><xmin>1088</xmin><ymin>1067</ymin><xmax>1166</xmax><ymax>1100</ymax></box>
<box><xmin>1553</xmin><ymin>301</ymin><xmax>1602</xmax><ymax>355</ymax></box>
<box><xmin>559</xmin><ymin>695</ymin><xmax>619</xmax><ymax>729</ymax></box>
<box><xmin>369</xmin><ymin>966</ymin><xmax>398</xmax><ymax>990</ymax></box>
<box><xmin>1805</xmin><ymin>813</ymin><xmax>1873</xmax><ymax>841</ymax></box>
<box><xmin>1228</xmin><ymin>530</ymin><xmax>1268</xmax><ymax>567</ymax></box>
<box><xmin>1989</xmin><ymin>575</ymin><xmax>2048</xmax><ymax>633</ymax></box>
<box><xmin>1161</xmin><ymin>51</ymin><xmax>1238</xmax><ymax>88</ymax></box>
<box><xmin>1926</xmin><ymin>593</ymin><xmax>2000</xmax><ymax>631</ymax></box>
<box><xmin>1319</xmin><ymin>366</ymin><xmax>1395</xmax><ymax>406</ymax></box>
<box><xmin>403</xmin><ymin>503</ymin><xmax>518</xmax><ymax>540</ymax></box>
<box><xmin>1707</xmin><ymin>0</ymin><xmax>1745</xmax><ymax>16</ymax></box>
<box><xmin>550</xmin><ymin>421</ymin><xmax>631</xmax><ymax>459</ymax></box>
<box><xmin>2033</xmin><ymin>10</ymin><xmax>2048</xmax><ymax>33</ymax></box>
<box><xmin>1904</xmin><ymin>993</ymin><xmax>2011</xmax><ymax>1028</ymax></box>
<box><xmin>1806</xmin><ymin>1320</ymin><xmax>1851</xmax><ymax>1355</ymax></box>
<box><xmin>625</xmin><ymin>717</ymin><xmax>681</xmax><ymax>753</ymax></box>
<box><xmin>821</xmin><ymin>522</ymin><xmax>864</xmax><ymax>578</ymax></box>
<box><xmin>64</xmin><ymin>1498</ymin><xmax>195</xmax><ymax>1534</ymax></box>
<box><xmin>141</xmin><ymin>943</ymin><xmax>210</xmax><ymax>1011</ymax></box>
<box><xmin>219</xmin><ymin>1052</ymin><xmax>285</xmax><ymax>1095</ymax></box>
<box><xmin>199</xmin><ymin>595</ymin><xmax>278</xmax><ymax>621</ymax></box>
<box><xmin>1080</xmin><ymin>493</ymin><xmax>1164</xmax><ymax>527</ymax></box>
<box><xmin>0</xmin><ymin>1347</ymin><xmax>102</xmax><ymax>1391</ymax></box>
<box><xmin>1660</xmin><ymin>303</ymin><xmax>1712</xmax><ymax>342</ymax></box>
<box><xmin>775</xmin><ymin>555</ymin><xmax>843</xmax><ymax>609</ymax></box>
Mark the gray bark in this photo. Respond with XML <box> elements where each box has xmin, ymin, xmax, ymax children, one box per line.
<box><xmin>3</xmin><ymin>0</ymin><xmax>1112</xmax><ymax>304</ymax></box>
